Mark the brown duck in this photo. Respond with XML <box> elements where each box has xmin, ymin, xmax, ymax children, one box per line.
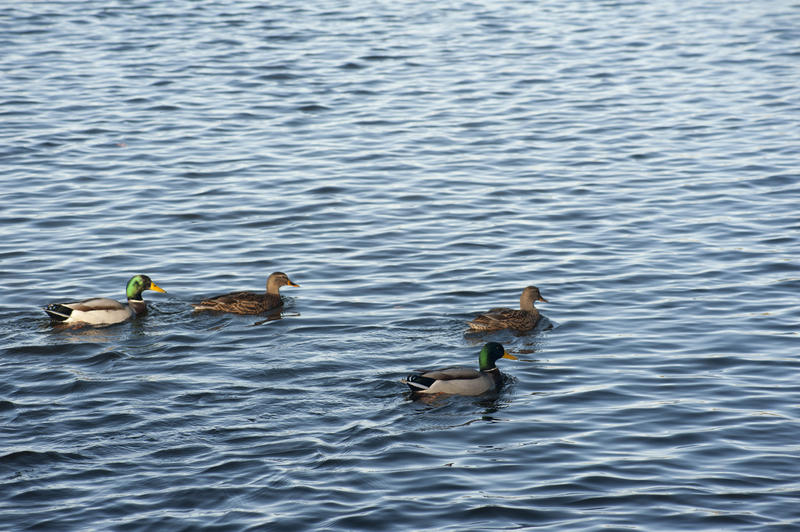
<box><xmin>467</xmin><ymin>286</ymin><xmax>548</xmax><ymax>331</ymax></box>
<box><xmin>192</xmin><ymin>271</ymin><xmax>299</xmax><ymax>315</ymax></box>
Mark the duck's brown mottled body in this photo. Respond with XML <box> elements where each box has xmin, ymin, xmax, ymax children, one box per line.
<box><xmin>467</xmin><ymin>286</ymin><xmax>547</xmax><ymax>331</ymax></box>
<box><xmin>194</xmin><ymin>291</ymin><xmax>284</xmax><ymax>314</ymax></box>
<box><xmin>192</xmin><ymin>272</ymin><xmax>299</xmax><ymax>315</ymax></box>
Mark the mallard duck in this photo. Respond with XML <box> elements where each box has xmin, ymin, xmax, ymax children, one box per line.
<box><xmin>402</xmin><ymin>342</ymin><xmax>518</xmax><ymax>396</ymax></box>
<box><xmin>191</xmin><ymin>271</ymin><xmax>299</xmax><ymax>314</ymax></box>
<box><xmin>43</xmin><ymin>274</ymin><xmax>166</xmax><ymax>326</ymax></box>
<box><xmin>467</xmin><ymin>285</ymin><xmax>548</xmax><ymax>331</ymax></box>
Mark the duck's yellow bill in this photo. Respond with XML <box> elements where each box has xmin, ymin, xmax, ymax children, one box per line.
<box><xmin>149</xmin><ymin>282</ymin><xmax>167</xmax><ymax>293</ymax></box>
<box><xmin>288</xmin><ymin>281</ymin><xmax>301</xmax><ymax>287</ymax></box>
<box><xmin>502</xmin><ymin>352</ymin><xmax>518</xmax><ymax>360</ymax></box>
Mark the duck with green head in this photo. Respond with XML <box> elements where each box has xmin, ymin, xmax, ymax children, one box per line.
<box><xmin>191</xmin><ymin>271</ymin><xmax>300</xmax><ymax>315</ymax></box>
<box><xmin>467</xmin><ymin>285</ymin><xmax>548</xmax><ymax>331</ymax></box>
<box><xmin>43</xmin><ymin>274</ymin><xmax>166</xmax><ymax>326</ymax></box>
<box><xmin>402</xmin><ymin>342</ymin><xmax>518</xmax><ymax>396</ymax></box>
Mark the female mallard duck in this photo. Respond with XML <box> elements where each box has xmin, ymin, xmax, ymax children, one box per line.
<box><xmin>43</xmin><ymin>274</ymin><xmax>166</xmax><ymax>326</ymax></box>
<box><xmin>402</xmin><ymin>342</ymin><xmax>518</xmax><ymax>396</ymax></box>
<box><xmin>467</xmin><ymin>285</ymin><xmax>548</xmax><ymax>331</ymax></box>
<box><xmin>191</xmin><ymin>271</ymin><xmax>299</xmax><ymax>315</ymax></box>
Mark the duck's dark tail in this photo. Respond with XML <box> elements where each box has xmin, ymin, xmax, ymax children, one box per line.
<box><xmin>401</xmin><ymin>374</ymin><xmax>436</xmax><ymax>392</ymax></box>
<box><xmin>43</xmin><ymin>304</ymin><xmax>72</xmax><ymax>321</ymax></box>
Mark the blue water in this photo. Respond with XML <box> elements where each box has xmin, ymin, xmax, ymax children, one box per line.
<box><xmin>2</xmin><ymin>1</ymin><xmax>800</xmax><ymax>529</ymax></box>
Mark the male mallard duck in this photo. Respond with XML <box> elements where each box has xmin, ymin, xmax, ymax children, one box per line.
<box><xmin>402</xmin><ymin>342</ymin><xmax>518</xmax><ymax>396</ymax></box>
<box><xmin>467</xmin><ymin>285</ymin><xmax>548</xmax><ymax>331</ymax></box>
<box><xmin>43</xmin><ymin>274</ymin><xmax>166</xmax><ymax>326</ymax></box>
<box><xmin>191</xmin><ymin>271</ymin><xmax>299</xmax><ymax>315</ymax></box>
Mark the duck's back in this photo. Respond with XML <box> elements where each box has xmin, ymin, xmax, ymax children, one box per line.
<box><xmin>419</xmin><ymin>366</ymin><xmax>482</xmax><ymax>380</ymax></box>
<box><xmin>193</xmin><ymin>291</ymin><xmax>282</xmax><ymax>314</ymax></box>
<box><xmin>468</xmin><ymin>307</ymin><xmax>538</xmax><ymax>331</ymax></box>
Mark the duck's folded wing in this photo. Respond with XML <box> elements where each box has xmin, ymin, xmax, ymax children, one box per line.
<box><xmin>421</xmin><ymin>366</ymin><xmax>482</xmax><ymax>380</ymax></box>
<box><xmin>476</xmin><ymin>308</ymin><xmax>525</xmax><ymax>323</ymax></box>
<box><xmin>198</xmin><ymin>291</ymin><xmax>255</xmax><ymax>304</ymax></box>
<box><xmin>70</xmin><ymin>298</ymin><xmax>126</xmax><ymax>312</ymax></box>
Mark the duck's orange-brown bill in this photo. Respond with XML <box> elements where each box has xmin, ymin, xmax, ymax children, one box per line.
<box><xmin>149</xmin><ymin>282</ymin><xmax>167</xmax><ymax>293</ymax></box>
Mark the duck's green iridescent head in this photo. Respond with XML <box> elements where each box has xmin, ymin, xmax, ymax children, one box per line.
<box><xmin>478</xmin><ymin>342</ymin><xmax>518</xmax><ymax>371</ymax></box>
<box><xmin>126</xmin><ymin>274</ymin><xmax>167</xmax><ymax>300</ymax></box>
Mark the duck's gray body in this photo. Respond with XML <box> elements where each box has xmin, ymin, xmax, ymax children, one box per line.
<box><xmin>43</xmin><ymin>275</ymin><xmax>165</xmax><ymax>326</ymax></box>
<box><xmin>402</xmin><ymin>342</ymin><xmax>517</xmax><ymax>397</ymax></box>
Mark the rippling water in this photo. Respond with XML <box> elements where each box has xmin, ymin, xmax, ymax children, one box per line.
<box><xmin>2</xmin><ymin>0</ymin><xmax>800</xmax><ymax>529</ymax></box>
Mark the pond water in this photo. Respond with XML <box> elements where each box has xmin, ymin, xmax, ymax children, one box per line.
<box><xmin>2</xmin><ymin>1</ymin><xmax>799</xmax><ymax>529</ymax></box>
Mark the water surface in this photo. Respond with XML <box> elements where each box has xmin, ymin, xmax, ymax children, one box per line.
<box><xmin>2</xmin><ymin>1</ymin><xmax>800</xmax><ymax>530</ymax></box>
